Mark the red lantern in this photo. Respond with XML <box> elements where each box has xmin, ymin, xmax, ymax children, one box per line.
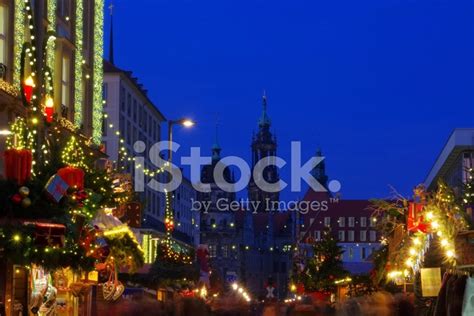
<box><xmin>44</xmin><ymin>96</ymin><xmax>54</xmax><ymax>123</ymax></box>
<box><xmin>4</xmin><ymin>149</ymin><xmax>32</xmax><ymax>185</ymax></box>
<box><xmin>23</xmin><ymin>76</ymin><xmax>34</xmax><ymax>103</ymax></box>
<box><xmin>57</xmin><ymin>166</ymin><xmax>85</xmax><ymax>190</ymax></box>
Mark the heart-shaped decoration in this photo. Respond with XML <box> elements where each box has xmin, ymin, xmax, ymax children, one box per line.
<box><xmin>112</xmin><ymin>282</ymin><xmax>124</xmax><ymax>301</ymax></box>
<box><xmin>102</xmin><ymin>282</ymin><xmax>115</xmax><ymax>301</ymax></box>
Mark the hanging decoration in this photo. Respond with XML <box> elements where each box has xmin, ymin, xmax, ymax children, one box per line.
<box><xmin>373</xmin><ymin>182</ymin><xmax>471</xmax><ymax>283</ymax></box>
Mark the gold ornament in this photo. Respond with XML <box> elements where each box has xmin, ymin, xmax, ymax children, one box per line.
<box><xmin>21</xmin><ymin>197</ymin><xmax>32</xmax><ymax>208</ymax></box>
<box><xmin>19</xmin><ymin>186</ymin><xmax>30</xmax><ymax>197</ymax></box>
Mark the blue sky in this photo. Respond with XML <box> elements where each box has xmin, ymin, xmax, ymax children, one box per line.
<box><xmin>106</xmin><ymin>0</ymin><xmax>474</xmax><ymax>200</ymax></box>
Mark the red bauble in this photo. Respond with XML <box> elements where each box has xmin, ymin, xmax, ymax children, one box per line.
<box><xmin>57</xmin><ymin>166</ymin><xmax>85</xmax><ymax>190</ymax></box>
<box><xmin>4</xmin><ymin>149</ymin><xmax>32</xmax><ymax>185</ymax></box>
<box><xmin>11</xmin><ymin>193</ymin><xmax>23</xmax><ymax>204</ymax></box>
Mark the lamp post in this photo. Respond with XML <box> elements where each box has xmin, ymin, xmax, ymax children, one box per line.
<box><xmin>164</xmin><ymin>118</ymin><xmax>195</xmax><ymax>254</ymax></box>
<box><xmin>167</xmin><ymin>118</ymin><xmax>195</xmax><ymax>164</ymax></box>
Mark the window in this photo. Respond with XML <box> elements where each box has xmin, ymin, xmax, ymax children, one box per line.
<box><xmin>222</xmin><ymin>245</ymin><xmax>228</xmax><ymax>258</ymax></box>
<box><xmin>314</xmin><ymin>230</ymin><xmax>321</xmax><ymax>241</ymax></box>
<box><xmin>102</xmin><ymin>83</ymin><xmax>108</xmax><ymax>104</ymax></box>
<box><xmin>348</xmin><ymin>247</ymin><xmax>354</xmax><ymax>259</ymax></box>
<box><xmin>361</xmin><ymin>247</ymin><xmax>367</xmax><ymax>259</ymax></box>
<box><xmin>61</xmin><ymin>55</ymin><xmax>71</xmax><ymax>115</ymax></box>
<box><xmin>463</xmin><ymin>152</ymin><xmax>474</xmax><ymax>183</ymax></box>
<box><xmin>370</xmin><ymin>230</ymin><xmax>377</xmax><ymax>242</ymax></box>
<box><xmin>133</xmin><ymin>99</ymin><xmax>137</xmax><ymax>122</ymax></box>
<box><xmin>348</xmin><ymin>217</ymin><xmax>355</xmax><ymax>227</ymax></box>
<box><xmin>338</xmin><ymin>231</ymin><xmax>345</xmax><ymax>242</ymax></box>
<box><xmin>360</xmin><ymin>217</ymin><xmax>367</xmax><ymax>227</ymax></box>
<box><xmin>348</xmin><ymin>230</ymin><xmax>354</xmax><ymax>242</ymax></box>
<box><xmin>57</xmin><ymin>0</ymin><xmax>71</xmax><ymax>19</ymax></box>
<box><xmin>127</xmin><ymin>93</ymin><xmax>131</xmax><ymax>116</ymax></box>
<box><xmin>0</xmin><ymin>4</ymin><xmax>8</xmax><ymax>68</ymax></box>
<box><xmin>208</xmin><ymin>245</ymin><xmax>217</xmax><ymax>258</ymax></box>
<box><xmin>102</xmin><ymin>117</ymin><xmax>107</xmax><ymax>136</ymax></box>
<box><xmin>324</xmin><ymin>217</ymin><xmax>330</xmax><ymax>227</ymax></box>
<box><xmin>120</xmin><ymin>86</ymin><xmax>125</xmax><ymax>112</ymax></box>
<box><xmin>370</xmin><ymin>217</ymin><xmax>376</xmax><ymax>227</ymax></box>
<box><xmin>360</xmin><ymin>230</ymin><xmax>367</xmax><ymax>242</ymax></box>
<box><xmin>338</xmin><ymin>217</ymin><xmax>345</xmax><ymax>227</ymax></box>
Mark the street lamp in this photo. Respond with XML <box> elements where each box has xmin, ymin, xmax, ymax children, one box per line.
<box><xmin>164</xmin><ymin>117</ymin><xmax>195</xmax><ymax>241</ymax></box>
<box><xmin>167</xmin><ymin>118</ymin><xmax>195</xmax><ymax>164</ymax></box>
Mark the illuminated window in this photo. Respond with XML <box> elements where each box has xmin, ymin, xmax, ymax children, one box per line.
<box><xmin>0</xmin><ymin>5</ymin><xmax>8</xmax><ymax>68</ymax></box>
<box><xmin>348</xmin><ymin>247</ymin><xmax>354</xmax><ymax>259</ymax></box>
<box><xmin>370</xmin><ymin>217</ymin><xmax>376</xmax><ymax>227</ymax></box>
<box><xmin>61</xmin><ymin>55</ymin><xmax>71</xmax><ymax>116</ymax></box>
<box><xmin>360</xmin><ymin>217</ymin><xmax>367</xmax><ymax>227</ymax></box>
<box><xmin>360</xmin><ymin>230</ymin><xmax>367</xmax><ymax>242</ymax></box>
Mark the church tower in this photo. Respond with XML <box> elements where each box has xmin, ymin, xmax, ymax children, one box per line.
<box><xmin>248</xmin><ymin>93</ymin><xmax>279</xmax><ymax>211</ymax></box>
<box><xmin>311</xmin><ymin>148</ymin><xmax>328</xmax><ymax>189</ymax></box>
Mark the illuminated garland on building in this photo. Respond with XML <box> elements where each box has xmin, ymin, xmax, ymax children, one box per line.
<box><xmin>13</xmin><ymin>0</ymin><xmax>26</xmax><ymax>90</ymax></box>
<box><xmin>73</xmin><ymin>0</ymin><xmax>84</xmax><ymax>128</ymax></box>
<box><xmin>92</xmin><ymin>0</ymin><xmax>105</xmax><ymax>144</ymax></box>
<box><xmin>45</xmin><ymin>0</ymin><xmax>57</xmax><ymax>93</ymax></box>
<box><xmin>386</xmin><ymin>183</ymin><xmax>469</xmax><ymax>281</ymax></box>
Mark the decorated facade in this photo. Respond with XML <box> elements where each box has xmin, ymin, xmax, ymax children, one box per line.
<box><xmin>0</xmin><ymin>1</ymin><xmax>144</xmax><ymax>315</ymax></box>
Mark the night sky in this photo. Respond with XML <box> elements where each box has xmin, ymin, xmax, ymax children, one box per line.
<box><xmin>106</xmin><ymin>0</ymin><xmax>474</xmax><ymax>200</ymax></box>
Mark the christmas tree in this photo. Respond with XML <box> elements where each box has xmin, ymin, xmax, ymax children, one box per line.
<box><xmin>300</xmin><ymin>229</ymin><xmax>348</xmax><ymax>292</ymax></box>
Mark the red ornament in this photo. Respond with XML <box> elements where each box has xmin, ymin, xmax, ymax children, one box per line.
<box><xmin>4</xmin><ymin>149</ymin><xmax>32</xmax><ymax>185</ymax></box>
<box><xmin>57</xmin><ymin>166</ymin><xmax>85</xmax><ymax>190</ymax></box>
<box><xmin>11</xmin><ymin>193</ymin><xmax>22</xmax><ymax>204</ymax></box>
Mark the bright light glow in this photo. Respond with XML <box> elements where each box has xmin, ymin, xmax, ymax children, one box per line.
<box><xmin>446</xmin><ymin>250</ymin><xmax>454</xmax><ymax>258</ymax></box>
<box><xmin>24</xmin><ymin>75</ymin><xmax>34</xmax><ymax>87</ymax></box>
<box><xmin>181</xmin><ymin>119</ymin><xmax>195</xmax><ymax>128</ymax></box>
<box><xmin>13</xmin><ymin>234</ymin><xmax>20</xmax><ymax>242</ymax></box>
<box><xmin>232</xmin><ymin>283</ymin><xmax>238</xmax><ymax>290</ymax></box>
<box><xmin>0</xmin><ymin>130</ymin><xmax>12</xmax><ymax>136</ymax></box>
<box><xmin>45</xmin><ymin>95</ymin><xmax>54</xmax><ymax>108</ymax></box>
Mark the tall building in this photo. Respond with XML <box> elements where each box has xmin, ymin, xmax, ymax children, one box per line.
<box><xmin>102</xmin><ymin>59</ymin><xmax>165</xmax><ymax>226</ymax></box>
<box><xmin>248</xmin><ymin>93</ymin><xmax>280</xmax><ymax>209</ymax></box>
<box><xmin>198</xmin><ymin>137</ymin><xmax>241</xmax><ymax>287</ymax></box>
<box><xmin>172</xmin><ymin>175</ymin><xmax>199</xmax><ymax>247</ymax></box>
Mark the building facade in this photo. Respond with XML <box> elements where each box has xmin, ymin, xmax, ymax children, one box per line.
<box><xmin>299</xmin><ymin>189</ymin><xmax>381</xmax><ymax>274</ymax></box>
<box><xmin>198</xmin><ymin>140</ymin><xmax>241</xmax><ymax>288</ymax></box>
<box><xmin>424</xmin><ymin>128</ymin><xmax>474</xmax><ymax>191</ymax></box>
<box><xmin>0</xmin><ymin>0</ymin><xmax>104</xmax><ymax>154</ymax></box>
<box><xmin>102</xmin><ymin>60</ymin><xmax>166</xmax><ymax>227</ymax></box>
<box><xmin>0</xmin><ymin>1</ymin><xmax>104</xmax><ymax>315</ymax></box>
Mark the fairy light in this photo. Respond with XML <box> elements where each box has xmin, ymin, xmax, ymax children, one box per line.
<box><xmin>92</xmin><ymin>0</ymin><xmax>104</xmax><ymax>144</ymax></box>
<box><xmin>73</xmin><ymin>0</ymin><xmax>84</xmax><ymax>128</ymax></box>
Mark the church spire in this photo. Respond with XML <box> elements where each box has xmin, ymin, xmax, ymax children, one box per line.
<box><xmin>212</xmin><ymin>117</ymin><xmax>221</xmax><ymax>161</ymax></box>
<box><xmin>258</xmin><ymin>91</ymin><xmax>271</xmax><ymax>128</ymax></box>
<box><xmin>108</xmin><ymin>2</ymin><xmax>115</xmax><ymax>64</ymax></box>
